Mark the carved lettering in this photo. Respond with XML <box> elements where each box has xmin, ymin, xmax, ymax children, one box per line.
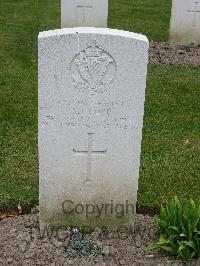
<box><xmin>44</xmin><ymin>100</ymin><xmax>138</xmax><ymax>130</ymax></box>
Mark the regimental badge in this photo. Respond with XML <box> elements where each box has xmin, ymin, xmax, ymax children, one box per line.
<box><xmin>70</xmin><ymin>41</ymin><xmax>117</xmax><ymax>96</ymax></box>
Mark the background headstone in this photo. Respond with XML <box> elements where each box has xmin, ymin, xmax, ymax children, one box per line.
<box><xmin>38</xmin><ymin>28</ymin><xmax>149</xmax><ymax>232</ymax></box>
<box><xmin>61</xmin><ymin>0</ymin><xmax>108</xmax><ymax>28</ymax></box>
<box><xmin>169</xmin><ymin>0</ymin><xmax>200</xmax><ymax>45</ymax></box>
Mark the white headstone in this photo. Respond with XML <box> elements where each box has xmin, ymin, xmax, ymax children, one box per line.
<box><xmin>61</xmin><ymin>0</ymin><xmax>108</xmax><ymax>28</ymax></box>
<box><xmin>169</xmin><ymin>0</ymin><xmax>200</xmax><ymax>45</ymax></box>
<box><xmin>38</xmin><ymin>28</ymin><xmax>149</xmax><ymax>232</ymax></box>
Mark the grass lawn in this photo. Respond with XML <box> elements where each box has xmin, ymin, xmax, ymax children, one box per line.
<box><xmin>0</xmin><ymin>0</ymin><xmax>199</xmax><ymax>211</ymax></box>
<box><xmin>109</xmin><ymin>0</ymin><xmax>172</xmax><ymax>41</ymax></box>
<box><xmin>139</xmin><ymin>64</ymin><xmax>200</xmax><ymax>210</ymax></box>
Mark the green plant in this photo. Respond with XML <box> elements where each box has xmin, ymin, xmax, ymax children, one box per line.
<box><xmin>64</xmin><ymin>231</ymin><xmax>104</xmax><ymax>259</ymax></box>
<box><xmin>149</xmin><ymin>197</ymin><xmax>200</xmax><ymax>261</ymax></box>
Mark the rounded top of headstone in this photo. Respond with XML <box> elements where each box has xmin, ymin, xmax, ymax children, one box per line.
<box><xmin>38</xmin><ymin>27</ymin><xmax>149</xmax><ymax>44</ymax></box>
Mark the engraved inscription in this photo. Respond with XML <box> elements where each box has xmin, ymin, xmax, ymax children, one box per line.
<box><xmin>70</xmin><ymin>41</ymin><xmax>117</xmax><ymax>96</ymax></box>
<box><xmin>73</xmin><ymin>133</ymin><xmax>107</xmax><ymax>183</ymax></box>
<box><xmin>76</xmin><ymin>0</ymin><xmax>93</xmax><ymax>23</ymax></box>
<box><xmin>44</xmin><ymin>100</ymin><xmax>139</xmax><ymax>130</ymax></box>
<box><xmin>188</xmin><ymin>0</ymin><xmax>200</xmax><ymax>26</ymax></box>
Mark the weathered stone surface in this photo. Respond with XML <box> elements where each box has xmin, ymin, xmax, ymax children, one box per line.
<box><xmin>38</xmin><ymin>28</ymin><xmax>149</xmax><ymax>232</ymax></box>
<box><xmin>61</xmin><ymin>0</ymin><xmax>108</xmax><ymax>28</ymax></box>
<box><xmin>169</xmin><ymin>0</ymin><xmax>200</xmax><ymax>45</ymax></box>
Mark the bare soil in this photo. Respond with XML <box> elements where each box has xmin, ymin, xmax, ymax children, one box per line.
<box><xmin>149</xmin><ymin>42</ymin><xmax>200</xmax><ymax>66</ymax></box>
<box><xmin>0</xmin><ymin>213</ymin><xmax>199</xmax><ymax>266</ymax></box>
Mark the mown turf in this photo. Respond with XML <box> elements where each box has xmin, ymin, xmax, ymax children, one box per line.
<box><xmin>0</xmin><ymin>0</ymin><xmax>199</xmax><ymax>210</ymax></box>
<box><xmin>139</xmin><ymin>64</ymin><xmax>200</xmax><ymax>209</ymax></box>
<box><xmin>0</xmin><ymin>0</ymin><xmax>59</xmax><ymax>209</ymax></box>
<box><xmin>109</xmin><ymin>0</ymin><xmax>172</xmax><ymax>41</ymax></box>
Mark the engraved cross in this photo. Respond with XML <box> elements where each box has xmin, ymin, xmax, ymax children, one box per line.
<box><xmin>76</xmin><ymin>0</ymin><xmax>93</xmax><ymax>23</ymax></box>
<box><xmin>188</xmin><ymin>1</ymin><xmax>200</xmax><ymax>26</ymax></box>
<box><xmin>73</xmin><ymin>133</ymin><xmax>107</xmax><ymax>183</ymax></box>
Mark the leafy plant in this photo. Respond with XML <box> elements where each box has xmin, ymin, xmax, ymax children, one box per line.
<box><xmin>149</xmin><ymin>197</ymin><xmax>200</xmax><ymax>261</ymax></box>
<box><xmin>64</xmin><ymin>231</ymin><xmax>104</xmax><ymax>259</ymax></box>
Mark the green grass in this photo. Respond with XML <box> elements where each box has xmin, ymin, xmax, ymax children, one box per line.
<box><xmin>139</xmin><ymin>65</ymin><xmax>200</xmax><ymax>209</ymax></box>
<box><xmin>0</xmin><ymin>0</ymin><xmax>59</xmax><ymax>209</ymax></box>
<box><xmin>0</xmin><ymin>0</ymin><xmax>199</xmax><ymax>211</ymax></box>
<box><xmin>109</xmin><ymin>0</ymin><xmax>172</xmax><ymax>41</ymax></box>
